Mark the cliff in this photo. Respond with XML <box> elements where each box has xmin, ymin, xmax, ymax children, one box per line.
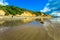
<box><xmin>0</xmin><ymin>5</ymin><xmax>52</xmax><ymax>18</ymax></box>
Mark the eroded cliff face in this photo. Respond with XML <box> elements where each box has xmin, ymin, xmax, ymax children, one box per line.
<box><xmin>0</xmin><ymin>10</ymin><xmax>6</xmax><ymax>16</ymax></box>
<box><xmin>0</xmin><ymin>5</ymin><xmax>52</xmax><ymax>18</ymax></box>
<box><xmin>0</xmin><ymin>5</ymin><xmax>52</xmax><ymax>23</ymax></box>
<box><xmin>20</xmin><ymin>11</ymin><xmax>36</xmax><ymax>17</ymax></box>
<box><xmin>0</xmin><ymin>10</ymin><xmax>52</xmax><ymax>23</ymax></box>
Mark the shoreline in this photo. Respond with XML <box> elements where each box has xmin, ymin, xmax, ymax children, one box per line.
<box><xmin>0</xmin><ymin>16</ymin><xmax>52</xmax><ymax>21</ymax></box>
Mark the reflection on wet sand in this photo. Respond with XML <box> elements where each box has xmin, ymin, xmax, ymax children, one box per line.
<box><xmin>0</xmin><ymin>18</ymin><xmax>60</xmax><ymax>40</ymax></box>
<box><xmin>44</xmin><ymin>20</ymin><xmax>60</xmax><ymax>40</ymax></box>
<box><xmin>0</xmin><ymin>25</ymin><xmax>53</xmax><ymax>40</ymax></box>
<box><xmin>0</xmin><ymin>18</ymin><xmax>48</xmax><ymax>26</ymax></box>
<box><xmin>0</xmin><ymin>21</ymin><xmax>5</xmax><ymax>25</ymax></box>
<box><xmin>0</xmin><ymin>20</ymin><xmax>28</xmax><ymax>27</ymax></box>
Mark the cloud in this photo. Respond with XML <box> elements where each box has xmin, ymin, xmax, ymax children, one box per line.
<box><xmin>40</xmin><ymin>6</ymin><xmax>51</xmax><ymax>12</ymax></box>
<box><xmin>40</xmin><ymin>0</ymin><xmax>60</xmax><ymax>16</ymax></box>
<box><xmin>40</xmin><ymin>0</ymin><xmax>51</xmax><ymax>12</ymax></box>
<box><xmin>50</xmin><ymin>11</ymin><xmax>60</xmax><ymax>16</ymax></box>
<box><xmin>0</xmin><ymin>0</ymin><xmax>8</xmax><ymax>6</ymax></box>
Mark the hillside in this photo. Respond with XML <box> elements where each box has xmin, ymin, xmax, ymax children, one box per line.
<box><xmin>0</xmin><ymin>5</ymin><xmax>51</xmax><ymax>17</ymax></box>
<box><xmin>0</xmin><ymin>5</ymin><xmax>28</xmax><ymax>15</ymax></box>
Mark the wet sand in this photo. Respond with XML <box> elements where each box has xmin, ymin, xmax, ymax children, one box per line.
<box><xmin>0</xmin><ymin>18</ymin><xmax>60</xmax><ymax>40</ymax></box>
<box><xmin>0</xmin><ymin>26</ymin><xmax>53</xmax><ymax>40</ymax></box>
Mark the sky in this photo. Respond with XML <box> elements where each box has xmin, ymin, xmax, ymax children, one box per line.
<box><xmin>0</xmin><ymin>0</ymin><xmax>60</xmax><ymax>16</ymax></box>
<box><xmin>0</xmin><ymin>0</ymin><xmax>48</xmax><ymax>11</ymax></box>
<box><xmin>40</xmin><ymin>0</ymin><xmax>60</xmax><ymax>16</ymax></box>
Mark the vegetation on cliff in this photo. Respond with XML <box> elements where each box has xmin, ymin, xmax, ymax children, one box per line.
<box><xmin>0</xmin><ymin>5</ymin><xmax>27</xmax><ymax>15</ymax></box>
<box><xmin>0</xmin><ymin>5</ymin><xmax>51</xmax><ymax>17</ymax></box>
